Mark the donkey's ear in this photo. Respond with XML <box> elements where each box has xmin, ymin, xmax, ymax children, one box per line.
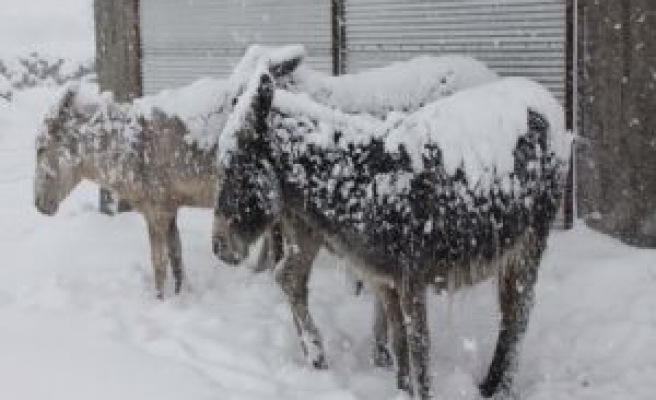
<box><xmin>221</xmin><ymin>71</ymin><xmax>275</xmax><ymax>149</ymax></box>
<box><xmin>56</xmin><ymin>84</ymin><xmax>78</xmax><ymax>118</ymax></box>
<box><xmin>268</xmin><ymin>56</ymin><xmax>303</xmax><ymax>79</ymax></box>
<box><xmin>252</xmin><ymin>73</ymin><xmax>274</xmax><ymax>134</ymax></box>
<box><xmin>267</xmin><ymin>45</ymin><xmax>305</xmax><ymax>79</ymax></box>
<box><xmin>45</xmin><ymin>84</ymin><xmax>78</xmax><ymax>140</ymax></box>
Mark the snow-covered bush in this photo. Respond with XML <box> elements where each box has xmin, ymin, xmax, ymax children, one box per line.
<box><xmin>0</xmin><ymin>53</ymin><xmax>94</xmax><ymax>101</ymax></box>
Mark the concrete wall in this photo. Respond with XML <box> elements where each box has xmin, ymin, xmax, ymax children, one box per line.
<box><xmin>577</xmin><ymin>0</ymin><xmax>656</xmax><ymax>247</ymax></box>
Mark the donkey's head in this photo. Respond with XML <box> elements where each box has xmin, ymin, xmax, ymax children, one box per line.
<box><xmin>34</xmin><ymin>86</ymin><xmax>83</xmax><ymax>215</ymax></box>
<box><xmin>213</xmin><ymin>71</ymin><xmax>281</xmax><ymax>265</ymax></box>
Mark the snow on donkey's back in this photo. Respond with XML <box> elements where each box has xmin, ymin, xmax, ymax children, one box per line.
<box><xmin>215</xmin><ymin>66</ymin><xmax>572</xmax><ymax>399</ymax></box>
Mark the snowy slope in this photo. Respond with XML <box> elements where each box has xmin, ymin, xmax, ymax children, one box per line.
<box><xmin>1</xmin><ymin>86</ymin><xmax>656</xmax><ymax>400</ymax></box>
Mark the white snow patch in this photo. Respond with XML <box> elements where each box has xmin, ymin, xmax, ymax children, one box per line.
<box><xmin>42</xmin><ymin>79</ymin><xmax>230</xmax><ymax>149</ymax></box>
<box><xmin>1</xmin><ymin>85</ymin><xmax>655</xmax><ymax>400</ymax></box>
<box><xmin>292</xmin><ymin>54</ymin><xmax>498</xmax><ymax>116</ymax></box>
<box><xmin>135</xmin><ymin>78</ymin><xmax>234</xmax><ymax>147</ymax></box>
<box><xmin>386</xmin><ymin>77</ymin><xmax>571</xmax><ymax>182</ymax></box>
<box><xmin>0</xmin><ymin>310</ymin><xmax>218</xmax><ymax>400</ymax></box>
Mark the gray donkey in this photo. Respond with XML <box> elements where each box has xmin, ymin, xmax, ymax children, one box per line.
<box><xmin>33</xmin><ymin>85</ymin><xmax>221</xmax><ymax>298</ymax></box>
<box><xmin>32</xmin><ymin>47</ymin><xmax>309</xmax><ymax>298</ymax></box>
<box><xmin>213</xmin><ymin>69</ymin><xmax>570</xmax><ymax>399</ymax></box>
<box><xmin>213</xmin><ymin>46</ymin><xmax>499</xmax><ymax>370</ymax></box>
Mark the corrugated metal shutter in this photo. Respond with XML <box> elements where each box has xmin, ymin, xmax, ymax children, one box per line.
<box><xmin>343</xmin><ymin>0</ymin><xmax>566</xmax><ymax>102</ymax></box>
<box><xmin>140</xmin><ymin>0</ymin><xmax>332</xmax><ymax>95</ymax></box>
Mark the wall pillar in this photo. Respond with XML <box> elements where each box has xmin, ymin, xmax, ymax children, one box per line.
<box><xmin>94</xmin><ymin>0</ymin><xmax>142</xmax><ymax>214</ymax></box>
<box><xmin>577</xmin><ymin>0</ymin><xmax>656</xmax><ymax>247</ymax></box>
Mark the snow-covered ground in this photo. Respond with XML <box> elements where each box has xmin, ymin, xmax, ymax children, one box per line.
<box><xmin>2</xmin><ymin>86</ymin><xmax>656</xmax><ymax>400</ymax></box>
<box><xmin>2</xmin><ymin>2</ymin><xmax>656</xmax><ymax>399</ymax></box>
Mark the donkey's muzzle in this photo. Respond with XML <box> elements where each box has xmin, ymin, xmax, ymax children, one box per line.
<box><xmin>35</xmin><ymin>197</ymin><xmax>58</xmax><ymax>216</ymax></box>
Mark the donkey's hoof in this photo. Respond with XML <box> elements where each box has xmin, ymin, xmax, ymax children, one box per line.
<box><xmin>173</xmin><ymin>271</ymin><xmax>185</xmax><ymax>294</ymax></box>
<box><xmin>479</xmin><ymin>380</ymin><xmax>512</xmax><ymax>399</ymax></box>
<box><xmin>174</xmin><ymin>279</ymin><xmax>185</xmax><ymax>295</ymax></box>
<box><xmin>311</xmin><ymin>354</ymin><xmax>328</xmax><ymax>370</ymax></box>
<box><xmin>372</xmin><ymin>344</ymin><xmax>393</xmax><ymax>369</ymax></box>
<box><xmin>397</xmin><ymin>375</ymin><xmax>412</xmax><ymax>397</ymax></box>
<box><xmin>354</xmin><ymin>280</ymin><xmax>364</xmax><ymax>296</ymax></box>
<box><xmin>479</xmin><ymin>383</ymin><xmax>494</xmax><ymax>398</ymax></box>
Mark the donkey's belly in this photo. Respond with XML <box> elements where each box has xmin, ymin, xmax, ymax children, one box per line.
<box><xmin>319</xmin><ymin>231</ymin><xmax>400</xmax><ymax>288</ymax></box>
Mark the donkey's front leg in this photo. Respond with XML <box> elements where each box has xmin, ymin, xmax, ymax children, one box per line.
<box><xmin>480</xmin><ymin>239</ymin><xmax>542</xmax><ymax>398</ymax></box>
<box><xmin>144</xmin><ymin>211</ymin><xmax>174</xmax><ymax>298</ymax></box>
<box><xmin>275</xmin><ymin>221</ymin><xmax>327</xmax><ymax>369</ymax></box>
<box><xmin>400</xmin><ymin>279</ymin><xmax>431</xmax><ymax>399</ymax></box>
<box><xmin>166</xmin><ymin>213</ymin><xmax>186</xmax><ymax>294</ymax></box>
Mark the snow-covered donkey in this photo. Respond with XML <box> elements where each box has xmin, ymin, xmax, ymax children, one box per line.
<box><xmin>213</xmin><ymin>69</ymin><xmax>570</xmax><ymax>398</ymax></box>
<box><xmin>33</xmin><ymin>84</ymin><xmax>220</xmax><ymax>297</ymax></box>
<box><xmin>212</xmin><ymin>45</ymin><xmax>498</xmax><ymax>369</ymax></box>
<box><xmin>32</xmin><ymin>47</ymin><xmax>308</xmax><ymax>298</ymax></box>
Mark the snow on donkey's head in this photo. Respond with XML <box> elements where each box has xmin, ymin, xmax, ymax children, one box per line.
<box><xmin>34</xmin><ymin>84</ymin><xmax>85</xmax><ymax>215</ymax></box>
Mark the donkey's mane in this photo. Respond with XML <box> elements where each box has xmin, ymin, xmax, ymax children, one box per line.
<box><xmin>43</xmin><ymin>84</ymin><xmax>141</xmax><ymax>144</ymax></box>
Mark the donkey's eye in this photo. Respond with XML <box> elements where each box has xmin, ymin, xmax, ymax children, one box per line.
<box><xmin>36</xmin><ymin>147</ymin><xmax>46</xmax><ymax>157</ymax></box>
<box><xmin>232</xmin><ymin>97</ymin><xmax>238</xmax><ymax>107</ymax></box>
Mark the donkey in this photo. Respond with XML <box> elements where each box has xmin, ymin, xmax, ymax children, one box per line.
<box><xmin>213</xmin><ymin>70</ymin><xmax>570</xmax><ymax>398</ymax></box>
<box><xmin>33</xmin><ymin>85</ymin><xmax>223</xmax><ymax>297</ymax></box>
<box><xmin>213</xmin><ymin>46</ymin><xmax>498</xmax><ymax>369</ymax></box>
<box><xmin>31</xmin><ymin>44</ymin><xmax>315</xmax><ymax>298</ymax></box>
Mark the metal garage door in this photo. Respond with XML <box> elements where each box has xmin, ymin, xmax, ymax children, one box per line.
<box><xmin>343</xmin><ymin>0</ymin><xmax>567</xmax><ymax>102</ymax></box>
<box><xmin>140</xmin><ymin>0</ymin><xmax>332</xmax><ymax>95</ymax></box>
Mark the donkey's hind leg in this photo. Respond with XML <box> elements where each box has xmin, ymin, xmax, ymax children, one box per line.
<box><xmin>275</xmin><ymin>219</ymin><xmax>327</xmax><ymax>369</ymax></box>
<box><xmin>480</xmin><ymin>234</ymin><xmax>544</xmax><ymax>398</ymax></box>
<box><xmin>399</xmin><ymin>280</ymin><xmax>431</xmax><ymax>399</ymax></box>
<box><xmin>378</xmin><ymin>286</ymin><xmax>410</xmax><ymax>390</ymax></box>
<box><xmin>166</xmin><ymin>213</ymin><xmax>185</xmax><ymax>294</ymax></box>
<box><xmin>372</xmin><ymin>293</ymin><xmax>393</xmax><ymax>368</ymax></box>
